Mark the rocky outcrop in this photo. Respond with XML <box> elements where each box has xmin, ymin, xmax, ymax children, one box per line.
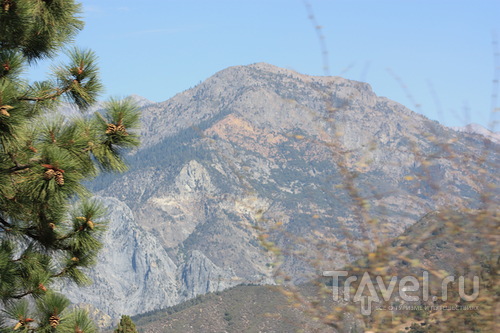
<box><xmin>179</xmin><ymin>250</ymin><xmax>237</xmax><ymax>299</ymax></box>
<box><xmin>63</xmin><ymin>196</ymin><xmax>244</xmax><ymax>321</ymax></box>
<box><xmin>63</xmin><ymin>197</ymin><xmax>178</xmax><ymax>319</ymax></box>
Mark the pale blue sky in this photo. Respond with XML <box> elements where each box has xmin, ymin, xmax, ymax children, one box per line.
<box><xmin>31</xmin><ymin>0</ymin><xmax>500</xmax><ymax>129</ymax></box>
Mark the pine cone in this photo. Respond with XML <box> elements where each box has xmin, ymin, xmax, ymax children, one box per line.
<box><xmin>106</xmin><ymin>123</ymin><xmax>128</xmax><ymax>135</ymax></box>
<box><xmin>116</xmin><ymin>124</ymin><xmax>128</xmax><ymax>135</ymax></box>
<box><xmin>49</xmin><ymin>315</ymin><xmax>60</xmax><ymax>328</ymax></box>
<box><xmin>105</xmin><ymin>123</ymin><xmax>117</xmax><ymax>134</ymax></box>
<box><xmin>3</xmin><ymin>1</ymin><xmax>12</xmax><ymax>12</ymax></box>
<box><xmin>43</xmin><ymin>169</ymin><xmax>56</xmax><ymax>180</ymax></box>
<box><xmin>0</xmin><ymin>105</ymin><xmax>13</xmax><ymax>117</ymax></box>
<box><xmin>87</xmin><ymin>220</ymin><xmax>95</xmax><ymax>229</ymax></box>
<box><xmin>55</xmin><ymin>171</ymin><xmax>64</xmax><ymax>186</ymax></box>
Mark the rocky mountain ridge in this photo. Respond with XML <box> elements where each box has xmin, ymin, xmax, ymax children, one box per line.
<box><xmin>452</xmin><ymin>123</ymin><xmax>500</xmax><ymax>143</ymax></box>
<box><xmin>60</xmin><ymin>63</ymin><xmax>498</xmax><ymax>325</ymax></box>
<box><xmin>130</xmin><ymin>209</ymin><xmax>498</xmax><ymax>333</ymax></box>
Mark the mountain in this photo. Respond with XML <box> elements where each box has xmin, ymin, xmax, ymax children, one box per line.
<box><xmin>452</xmin><ymin>123</ymin><xmax>500</xmax><ymax>144</ymax></box>
<box><xmin>61</xmin><ymin>63</ymin><xmax>498</xmax><ymax>326</ymax></box>
<box><xmin>131</xmin><ymin>285</ymin><xmax>334</xmax><ymax>333</ymax></box>
<box><xmin>128</xmin><ymin>94</ymin><xmax>155</xmax><ymax>108</ymax></box>
<box><xmin>129</xmin><ymin>210</ymin><xmax>498</xmax><ymax>333</ymax></box>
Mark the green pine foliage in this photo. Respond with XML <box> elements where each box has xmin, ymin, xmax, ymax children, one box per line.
<box><xmin>0</xmin><ymin>1</ymin><xmax>140</xmax><ymax>331</ymax></box>
<box><xmin>114</xmin><ymin>315</ymin><xmax>138</xmax><ymax>333</ymax></box>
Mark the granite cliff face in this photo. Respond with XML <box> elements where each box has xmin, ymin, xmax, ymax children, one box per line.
<box><xmin>64</xmin><ymin>63</ymin><xmax>498</xmax><ymax>323</ymax></box>
<box><xmin>64</xmin><ymin>197</ymin><xmax>177</xmax><ymax>320</ymax></box>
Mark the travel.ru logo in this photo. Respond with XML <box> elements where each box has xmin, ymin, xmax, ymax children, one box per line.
<box><xmin>323</xmin><ymin>270</ymin><xmax>479</xmax><ymax>315</ymax></box>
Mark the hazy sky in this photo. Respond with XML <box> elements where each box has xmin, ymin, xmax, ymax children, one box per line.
<box><xmin>31</xmin><ymin>0</ymin><xmax>500</xmax><ymax>129</ymax></box>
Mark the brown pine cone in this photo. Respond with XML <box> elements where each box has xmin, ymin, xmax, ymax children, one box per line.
<box><xmin>43</xmin><ymin>169</ymin><xmax>56</xmax><ymax>180</ymax></box>
<box><xmin>49</xmin><ymin>315</ymin><xmax>60</xmax><ymax>328</ymax></box>
<box><xmin>55</xmin><ymin>171</ymin><xmax>64</xmax><ymax>185</ymax></box>
<box><xmin>105</xmin><ymin>123</ymin><xmax>117</xmax><ymax>134</ymax></box>
<box><xmin>0</xmin><ymin>105</ymin><xmax>13</xmax><ymax>117</ymax></box>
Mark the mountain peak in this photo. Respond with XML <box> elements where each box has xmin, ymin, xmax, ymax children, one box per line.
<box><xmin>128</xmin><ymin>94</ymin><xmax>154</xmax><ymax>108</ymax></box>
<box><xmin>247</xmin><ymin>62</ymin><xmax>299</xmax><ymax>73</ymax></box>
<box><xmin>223</xmin><ymin>62</ymin><xmax>372</xmax><ymax>89</ymax></box>
<box><xmin>452</xmin><ymin>123</ymin><xmax>500</xmax><ymax>143</ymax></box>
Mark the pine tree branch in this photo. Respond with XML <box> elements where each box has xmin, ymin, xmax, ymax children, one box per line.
<box><xmin>51</xmin><ymin>263</ymin><xmax>77</xmax><ymax>279</ymax></box>
<box><xmin>51</xmin><ymin>269</ymin><xmax>68</xmax><ymax>278</ymax></box>
<box><xmin>7</xmin><ymin>151</ymin><xmax>20</xmax><ymax>167</ymax></box>
<box><xmin>11</xmin><ymin>290</ymin><xmax>34</xmax><ymax>299</ymax></box>
<box><xmin>0</xmin><ymin>214</ymin><xmax>12</xmax><ymax>229</ymax></box>
<box><xmin>17</xmin><ymin>86</ymin><xmax>72</xmax><ymax>102</ymax></box>
<box><xmin>55</xmin><ymin>230</ymin><xmax>79</xmax><ymax>242</ymax></box>
<box><xmin>7</xmin><ymin>163</ymin><xmax>36</xmax><ymax>172</ymax></box>
<box><xmin>0</xmin><ymin>223</ymin><xmax>11</xmax><ymax>232</ymax></box>
<box><xmin>4</xmin><ymin>149</ymin><xmax>39</xmax><ymax>173</ymax></box>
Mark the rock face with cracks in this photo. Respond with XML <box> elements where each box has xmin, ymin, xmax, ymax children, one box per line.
<box><xmin>61</xmin><ymin>63</ymin><xmax>498</xmax><ymax>325</ymax></box>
